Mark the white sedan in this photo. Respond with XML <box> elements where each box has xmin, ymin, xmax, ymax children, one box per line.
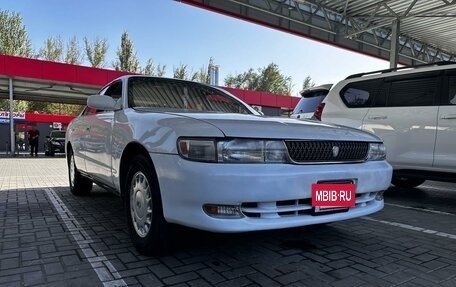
<box><xmin>66</xmin><ymin>75</ymin><xmax>392</xmax><ymax>255</ymax></box>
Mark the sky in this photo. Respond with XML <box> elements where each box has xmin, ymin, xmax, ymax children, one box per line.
<box><xmin>1</xmin><ymin>0</ymin><xmax>391</xmax><ymax>96</ymax></box>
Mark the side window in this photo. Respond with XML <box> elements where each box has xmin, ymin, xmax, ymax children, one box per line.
<box><xmin>387</xmin><ymin>77</ymin><xmax>437</xmax><ymax>107</ymax></box>
<box><xmin>340</xmin><ymin>80</ymin><xmax>379</xmax><ymax>108</ymax></box>
<box><xmin>85</xmin><ymin>81</ymin><xmax>123</xmax><ymax>114</ymax></box>
<box><xmin>102</xmin><ymin>81</ymin><xmax>123</xmax><ymax>99</ymax></box>
<box><xmin>447</xmin><ymin>76</ymin><xmax>456</xmax><ymax>105</ymax></box>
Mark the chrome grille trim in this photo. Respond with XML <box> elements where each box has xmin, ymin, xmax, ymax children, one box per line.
<box><xmin>285</xmin><ymin>141</ymin><xmax>369</xmax><ymax>164</ymax></box>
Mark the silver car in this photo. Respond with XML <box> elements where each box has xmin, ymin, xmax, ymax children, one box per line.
<box><xmin>66</xmin><ymin>76</ymin><xmax>392</xmax><ymax>255</ymax></box>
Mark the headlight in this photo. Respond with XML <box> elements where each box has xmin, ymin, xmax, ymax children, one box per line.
<box><xmin>177</xmin><ymin>138</ymin><xmax>288</xmax><ymax>163</ymax></box>
<box><xmin>367</xmin><ymin>143</ymin><xmax>386</xmax><ymax>161</ymax></box>
<box><xmin>218</xmin><ymin>139</ymin><xmax>288</xmax><ymax>163</ymax></box>
<box><xmin>178</xmin><ymin>139</ymin><xmax>216</xmax><ymax>162</ymax></box>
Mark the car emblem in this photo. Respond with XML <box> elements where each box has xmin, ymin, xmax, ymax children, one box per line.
<box><xmin>332</xmin><ymin>146</ymin><xmax>340</xmax><ymax>157</ymax></box>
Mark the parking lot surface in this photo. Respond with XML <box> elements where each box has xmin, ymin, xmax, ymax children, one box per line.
<box><xmin>1</xmin><ymin>157</ymin><xmax>456</xmax><ymax>287</ymax></box>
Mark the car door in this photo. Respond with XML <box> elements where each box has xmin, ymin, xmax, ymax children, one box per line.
<box><xmin>84</xmin><ymin>80</ymin><xmax>122</xmax><ymax>186</ymax></box>
<box><xmin>362</xmin><ymin>72</ymin><xmax>440</xmax><ymax>170</ymax></box>
<box><xmin>433</xmin><ymin>72</ymin><xmax>456</xmax><ymax>171</ymax></box>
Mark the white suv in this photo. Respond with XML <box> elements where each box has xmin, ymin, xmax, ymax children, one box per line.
<box><xmin>316</xmin><ymin>62</ymin><xmax>456</xmax><ymax>188</ymax></box>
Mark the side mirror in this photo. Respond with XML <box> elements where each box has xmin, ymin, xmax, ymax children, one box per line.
<box><xmin>87</xmin><ymin>95</ymin><xmax>120</xmax><ymax>111</ymax></box>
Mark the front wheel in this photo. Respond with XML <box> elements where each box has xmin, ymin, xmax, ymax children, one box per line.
<box><xmin>391</xmin><ymin>176</ymin><xmax>425</xmax><ymax>188</ymax></box>
<box><xmin>125</xmin><ymin>155</ymin><xmax>168</xmax><ymax>255</ymax></box>
<box><xmin>68</xmin><ymin>150</ymin><xmax>93</xmax><ymax>196</ymax></box>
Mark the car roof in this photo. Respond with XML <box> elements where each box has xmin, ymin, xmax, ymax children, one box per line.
<box><xmin>343</xmin><ymin>61</ymin><xmax>456</xmax><ymax>83</ymax></box>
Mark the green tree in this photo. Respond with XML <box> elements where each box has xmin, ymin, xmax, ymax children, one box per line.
<box><xmin>302</xmin><ymin>75</ymin><xmax>315</xmax><ymax>90</ymax></box>
<box><xmin>191</xmin><ymin>66</ymin><xmax>208</xmax><ymax>83</ymax></box>
<box><xmin>65</xmin><ymin>36</ymin><xmax>82</xmax><ymax>64</ymax></box>
<box><xmin>1</xmin><ymin>101</ymin><xmax>83</xmax><ymax>116</ymax></box>
<box><xmin>172</xmin><ymin>58</ymin><xmax>217</xmax><ymax>83</ymax></box>
<box><xmin>83</xmin><ymin>37</ymin><xmax>108</xmax><ymax>67</ymax></box>
<box><xmin>38</xmin><ymin>36</ymin><xmax>64</xmax><ymax>61</ymax></box>
<box><xmin>44</xmin><ymin>103</ymin><xmax>84</xmax><ymax>115</ymax></box>
<box><xmin>0</xmin><ymin>100</ymin><xmax>28</xmax><ymax>112</ymax></box>
<box><xmin>225</xmin><ymin>68</ymin><xmax>259</xmax><ymax>90</ymax></box>
<box><xmin>225</xmin><ymin>63</ymin><xmax>292</xmax><ymax>95</ymax></box>
<box><xmin>113</xmin><ymin>31</ymin><xmax>140</xmax><ymax>72</ymax></box>
<box><xmin>257</xmin><ymin>63</ymin><xmax>292</xmax><ymax>95</ymax></box>
<box><xmin>142</xmin><ymin>58</ymin><xmax>167</xmax><ymax>77</ymax></box>
<box><xmin>156</xmin><ymin>65</ymin><xmax>167</xmax><ymax>77</ymax></box>
<box><xmin>173</xmin><ymin>63</ymin><xmax>190</xmax><ymax>80</ymax></box>
<box><xmin>27</xmin><ymin>101</ymin><xmax>50</xmax><ymax>113</ymax></box>
<box><xmin>0</xmin><ymin>10</ymin><xmax>33</xmax><ymax>57</ymax></box>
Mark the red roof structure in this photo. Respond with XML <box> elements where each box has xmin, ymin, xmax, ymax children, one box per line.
<box><xmin>0</xmin><ymin>54</ymin><xmax>299</xmax><ymax>109</ymax></box>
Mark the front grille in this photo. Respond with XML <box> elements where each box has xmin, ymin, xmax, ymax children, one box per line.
<box><xmin>285</xmin><ymin>141</ymin><xmax>369</xmax><ymax>163</ymax></box>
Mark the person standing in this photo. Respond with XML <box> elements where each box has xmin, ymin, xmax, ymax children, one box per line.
<box><xmin>28</xmin><ymin>126</ymin><xmax>40</xmax><ymax>156</ymax></box>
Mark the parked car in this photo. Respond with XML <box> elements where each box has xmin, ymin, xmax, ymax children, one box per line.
<box><xmin>291</xmin><ymin>84</ymin><xmax>332</xmax><ymax>120</ymax></box>
<box><xmin>44</xmin><ymin>130</ymin><xmax>66</xmax><ymax>156</ymax></box>
<box><xmin>66</xmin><ymin>75</ymin><xmax>392</xmax><ymax>255</ymax></box>
<box><xmin>316</xmin><ymin>62</ymin><xmax>456</xmax><ymax>188</ymax></box>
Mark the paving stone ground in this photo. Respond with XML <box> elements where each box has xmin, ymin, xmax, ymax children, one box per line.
<box><xmin>1</xmin><ymin>157</ymin><xmax>456</xmax><ymax>286</ymax></box>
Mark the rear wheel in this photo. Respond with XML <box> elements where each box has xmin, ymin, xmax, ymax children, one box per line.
<box><xmin>392</xmin><ymin>176</ymin><xmax>425</xmax><ymax>188</ymax></box>
<box><xmin>68</xmin><ymin>149</ymin><xmax>93</xmax><ymax>196</ymax></box>
<box><xmin>125</xmin><ymin>155</ymin><xmax>168</xmax><ymax>255</ymax></box>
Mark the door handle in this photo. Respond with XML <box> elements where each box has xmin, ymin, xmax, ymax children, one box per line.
<box><xmin>441</xmin><ymin>114</ymin><xmax>456</xmax><ymax>119</ymax></box>
<box><xmin>368</xmin><ymin>115</ymin><xmax>387</xmax><ymax>120</ymax></box>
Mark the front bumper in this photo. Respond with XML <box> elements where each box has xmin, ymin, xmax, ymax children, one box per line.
<box><xmin>151</xmin><ymin>153</ymin><xmax>392</xmax><ymax>232</ymax></box>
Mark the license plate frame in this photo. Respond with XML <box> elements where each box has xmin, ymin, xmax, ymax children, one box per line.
<box><xmin>311</xmin><ymin>180</ymin><xmax>356</xmax><ymax>213</ymax></box>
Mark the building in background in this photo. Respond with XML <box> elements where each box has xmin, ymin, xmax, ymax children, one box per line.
<box><xmin>0</xmin><ymin>112</ymin><xmax>73</xmax><ymax>153</ymax></box>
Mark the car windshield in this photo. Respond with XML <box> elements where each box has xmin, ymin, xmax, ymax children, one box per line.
<box><xmin>128</xmin><ymin>77</ymin><xmax>252</xmax><ymax>114</ymax></box>
<box><xmin>50</xmin><ymin>131</ymin><xmax>66</xmax><ymax>138</ymax></box>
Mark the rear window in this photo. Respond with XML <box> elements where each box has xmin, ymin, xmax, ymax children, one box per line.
<box><xmin>293</xmin><ymin>90</ymin><xmax>328</xmax><ymax>114</ymax></box>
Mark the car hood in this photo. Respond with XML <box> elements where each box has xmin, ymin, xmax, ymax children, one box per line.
<box><xmin>169</xmin><ymin>112</ymin><xmax>381</xmax><ymax>142</ymax></box>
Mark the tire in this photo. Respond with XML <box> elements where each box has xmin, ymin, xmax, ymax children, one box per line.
<box><xmin>68</xmin><ymin>149</ymin><xmax>93</xmax><ymax>196</ymax></box>
<box><xmin>125</xmin><ymin>155</ymin><xmax>168</xmax><ymax>256</ymax></box>
<box><xmin>391</xmin><ymin>176</ymin><xmax>425</xmax><ymax>188</ymax></box>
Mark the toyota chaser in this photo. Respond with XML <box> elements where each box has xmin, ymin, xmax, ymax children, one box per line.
<box><xmin>66</xmin><ymin>75</ymin><xmax>392</xmax><ymax>255</ymax></box>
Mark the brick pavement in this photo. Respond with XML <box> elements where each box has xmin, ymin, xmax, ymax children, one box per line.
<box><xmin>0</xmin><ymin>157</ymin><xmax>68</xmax><ymax>190</ymax></box>
<box><xmin>1</xmin><ymin>157</ymin><xmax>456</xmax><ymax>286</ymax></box>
